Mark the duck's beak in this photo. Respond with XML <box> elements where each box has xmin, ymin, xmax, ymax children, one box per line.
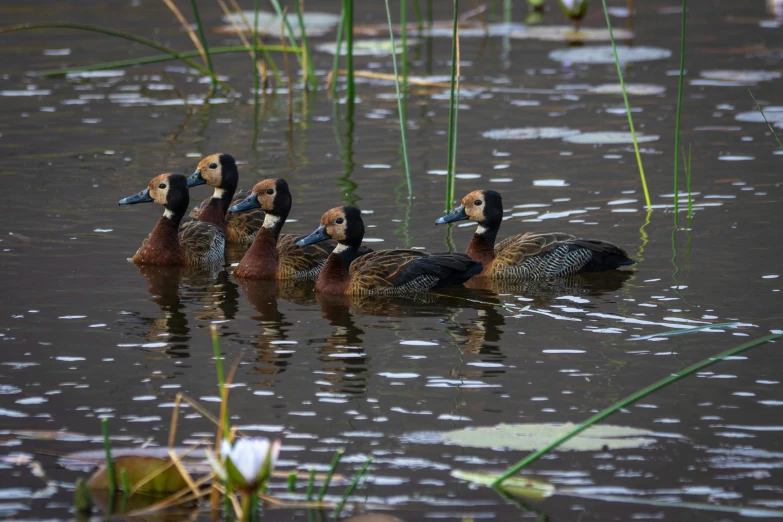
<box><xmin>296</xmin><ymin>225</ymin><xmax>331</xmax><ymax>247</ymax></box>
<box><xmin>436</xmin><ymin>205</ymin><xmax>468</xmax><ymax>225</ymax></box>
<box><xmin>119</xmin><ymin>188</ymin><xmax>153</xmax><ymax>205</ymax></box>
<box><xmin>228</xmin><ymin>193</ymin><xmax>260</xmax><ymax>214</ymax></box>
<box><xmin>186</xmin><ymin>169</ymin><xmax>206</xmax><ymax>188</ymax></box>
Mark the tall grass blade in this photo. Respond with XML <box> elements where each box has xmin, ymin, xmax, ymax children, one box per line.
<box><xmin>672</xmin><ymin>0</ymin><xmax>687</xmax><ymax>225</ymax></box>
<box><xmin>210</xmin><ymin>325</ymin><xmax>230</xmax><ymax>441</ymax></box>
<box><xmin>227</xmin><ymin>0</ymin><xmax>282</xmax><ymax>84</ymax></box>
<box><xmin>598</xmin><ymin>0</ymin><xmax>651</xmax><ymax>210</ymax></box>
<box><xmin>749</xmin><ymin>89</ymin><xmax>783</xmax><ymax>151</ymax></box>
<box><xmin>330</xmin><ymin>4</ymin><xmax>346</xmax><ymax>99</ymax></box>
<box><xmin>101</xmin><ymin>418</ymin><xmax>116</xmax><ymax>492</ymax></box>
<box><xmin>491</xmin><ymin>333</ymin><xmax>782</xmax><ymax>488</ymax></box>
<box><xmin>317</xmin><ymin>448</ymin><xmax>344</xmax><ymax>501</ymax></box>
<box><xmin>412</xmin><ymin>0</ymin><xmax>424</xmax><ymax>30</ymax></box>
<box><xmin>401</xmin><ymin>0</ymin><xmax>409</xmax><ymax>93</ymax></box>
<box><xmin>253</xmin><ymin>0</ymin><xmax>261</xmax><ymax>95</ymax></box>
<box><xmin>333</xmin><ymin>456</ymin><xmax>373</xmax><ymax>518</ymax></box>
<box><xmin>294</xmin><ymin>0</ymin><xmax>316</xmax><ymax>90</ymax></box>
<box><xmin>345</xmin><ymin>0</ymin><xmax>355</xmax><ymax>110</ymax></box>
<box><xmin>686</xmin><ymin>143</ymin><xmax>693</xmax><ymax>217</ymax></box>
<box><xmin>215</xmin><ymin>0</ymin><xmax>267</xmax><ymax>88</ymax></box>
<box><xmin>305</xmin><ymin>468</ymin><xmax>317</xmax><ymax>500</ymax></box>
<box><xmin>427</xmin><ymin>0</ymin><xmax>434</xmax><ymax>27</ymax></box>
<box><xmin>189</xmin><ymin>0</ymin><xmax>216</xmax><ymax>88</ymax></box>
<box><xmin>445</xmin><ymin>0</ymin><xmax>460</xmax><ymax>211</ymax></box>
<box><xmin>160</xmin><ymin>0</ymin><xmax>207</xmax><ymax>64</ymax></box>
<box><xmin>1</xmin><ymin>23</ymin><xmax>227</xmax><ymax>89</ymax></box>
<box><xmin>268</xmin><ymin>0</ymin><xmax>316</xmax><ymax>89</ymax></box>
<box><xmin>384</xmin><ymin>0</ymin><xmax>413</xmax><ymax>199</ymax></box>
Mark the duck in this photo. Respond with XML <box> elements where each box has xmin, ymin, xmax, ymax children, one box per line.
<box><xmin>119</xmin><ymin>173</ymin><xmax>225</xmax><ymax>267</ymax></box>
<box><xmin>228</xmin><ymin>178</ymin><xmax>370</xmax><ymax>280</ymax></box>
<box><xmin>436</xmin><ymin>189</ymin><xmax>634</xmax><ymax>279</ymax></box>
<box><xmin>186</xmin><ymin>153</ymin><xmax>265</xmax><ymax>246</ymax></box>
<box><xmin>297</xmin><ymin>206</ymin><xmax>482</xmax><ymax>295</ymax></box>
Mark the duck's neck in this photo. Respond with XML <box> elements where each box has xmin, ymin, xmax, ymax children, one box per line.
<box><xmin>466</xmin><ymin>223</ymin><xmax>498</xmax><ymax>272</ymax></box>
<box><xmin>233</xmin><ymin>213</ymin><xmax>285</xmax><ymax>279</ymax></box>
<box><xmin>316</xmin><ymin>243</ymin><xmax>360</xmax><ymax>294</ymax></box>
<box><xmin>133</xmin><ymin>209</ymin><xmax>186</xmax><ymax>265</ymax></box>
<box><xmin>199</xmin><ymin>186</ymin><xmax>236</xmax><ymax>231</ymax></box>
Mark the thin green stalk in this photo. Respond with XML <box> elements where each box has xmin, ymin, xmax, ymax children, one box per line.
<box><xmin>384</xmin><ymin>0</ymin><xmax>413</xmax><ymax>199</ymax></box>
<box><xmin>412</xmin><ymin>0</ymin><xmax>424</xmax><ymax>31</ymax></box>
<box><xmin>268</xmin><ymin>0</ymin><xmax>316</xmax><ymax>89</ymax></box>
<box><xmin>683</xmin><ymin>143</ymin><xmax>693</xmax><ymax>218</ymax></box>
<box><xmin>305</xmin><ymin>468</ymin><xmax>317</xmax><ymax>500</ymax></box>
<box><xmin>120</xmin><ymin>468</ymin><xmax>130</xmax><ymax>492</ymax></box>
<box><xmin>401</xmin><ymin>0</ymin><xmax>409</xmax><ymax>93</ymax></box>
<box><xmin>749</xmin><ymin>89</ymin><xmax>783</xmax><ymax>151</ymax></box>
<box><xmin>253</xmin><ymin>0</ymin><xmax>261</xmax><ymax>95</ymax></box>
<box><xmin>491</xmin><ymin>333</ymin><xmax>782</xmax><ymax>488</ymax></box>
<box><xmin>445</xmin><ymin>0</ymin><xmax>460</xmax><ymax>210</ymax></box>
<box><xmin>1</xmin><ymin>22</ymin><xmax>226</xmax><ymax>89</ymax></box>
<box><xmin>427</xmin><ymin>0</ymin><xmax>433</xmax><ymax>27</ymax></box>
<box><xmin>333</xmin><ymin>456</ymin><xmax>373</xmax><ymax>518</ymax></box>
<box><xmin>211</xmin><ymin>326</ymin><xmax>229</xmax><ymax>440</ymax></box>
<box><xmin>287</xmin><ymin>471</ymin><xmax>297</xmax><ymax>492</ymax></box>
<box><xmin>317</xmin><ymin>448</ymin><xmax>344</xmax><ymax>501</ymax></box>
<box><xmin>672</xmin><ymin>0</ymin><xmax>687</xmax><ymax>224</ymax></box>
<box><xmin>504</xmin><ymin>0</ymin><xmax>512</xmax><ymax>22</ymax></box>
<box><xmin>345</xmin><ymin>0</ymin><xmax>355</xmax><ymax>109</ymax></box>
<box><xmin>330</xmin><ymin>4</ymin><xmax>346</xmax><ymax>99</ymax></box>
<box><xmin>599</xmin><ymin>0</ymin><xmax>651</xmax><ymax>210</ymax></box>
<box><xmin>101</xmin><ymin>418</ymin><xmax>116</xmax><ymax>492</ymax></box>
<box><xmin>189</xmin><ymin>0</ymin><xmax>217</xmax><ymax>88</ymax></box>
<box><xmin>294</xmin><ymin>1</ymin><xmax>317</xmax><ymax>90</ymax></box>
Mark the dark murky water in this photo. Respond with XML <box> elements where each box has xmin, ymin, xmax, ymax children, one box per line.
<box><xmin>1</xmin><ymin>0</ymin><xmax>783</xmax><ymax>520</ymax></box>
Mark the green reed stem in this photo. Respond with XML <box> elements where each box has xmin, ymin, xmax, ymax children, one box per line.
<box><xmin>287</xmin><ymin>471</ymin><xmax>297</xmax><ymax>492</ymax></box>
<box><xmin>333</xmin><ymin>456</ymin><xmax>373</xmax><ymax>518</ymax></box>
<box><xmin>504</xmin><ymin>0</ymin><xmax>512</xmax><ymax>22</ymax></box>
<box><xmin>305</xmin><ymin>468</ymin><xmax>317</xmax><ymax>500</ymax></box>
<box><xmin>330</xmin><ymin>4</ymin><xmax>346</xmax><ymax>99</ymax></box>
<box><xmin>427</xmin><ymin>0</ymin><xmax>434</xmax><ymax>27</ymax></box>
<box><xmin>345</xmin><ymin>0</ymin><xmax>355</xmax><ymax>109</ymax></box>
<box><xmin>120</xmin><ymin>468</ymin><xmax>130</xmax><ymax>493</ymax></box>
<box><xmin>384</xmin><ymin>0</ymin><xmax>413</xmax><ymax>199</ymax></box>
<box><xmin>210</xmin><ymin>326</ymin><xmax>230</xmax><ymax>440</ymax></box>
<box><xmin>101</xmin><ymin>418</ymin><xmax>116</xmax><ymax>492</ymax></box>
<box><xmin>412</xmin><ymin>0</ymin><xmax>424</xmax><ymax>31</ymax></box>
<box><xmin>317</xmin><ymin>448</ymin><xmax>344</xmax><ymax>501</ymax></box>
<box><xmin>445</xmin><ymin>0</ymin><xmax>460</xmax><ymax>210</ymax></box>
<box><xmin>598</xmin><ymin>0</ymin><xmax>651</xmax><ymax>210</ymax></box>
<box><xmin>0</xmin><ymin>22</ymin><xmax>228</xmax><ymax>89</ymax></box>
<box><xmin>401</xmin><ymin>0</ymin><xmax>409</xmax><ymax>92</ymax></box>
<box><xmin>672</xmin><ymin>0</ymin><xmax>686</xmax><ymax>224</ymax></box>
<box><xmin>189</xmin><ymin>0</ymin><xmax>216</xmax><ymax>88</ymax></box>
<box><xmin>253</xmin><ymin>0</ymin><xmax>261</xmax><ymax>95</ymax></box>
<box><xmin>294</xmin><ymin>1</ymin><xmax>317</xmax><ymax>90</ymax></box>
<box><xmin>749</xmin><ymin>89</ymin><xmax>783</xmax><ymax>151</ymax></box>
<box><xmin>491</xmin><ymin>333</ymin><xmax>782</xmax><ymax>488</ymax></box>
<box><xmin>268</xmin><ymin>0</ymin><xmax>315</xmax><ymax>89</ymax></box>
<box><xmin>685</xmin><ymin>143</ymin><xmax>693</xmax><ymax>217</ymax></box>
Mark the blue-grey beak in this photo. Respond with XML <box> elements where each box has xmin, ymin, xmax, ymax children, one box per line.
<box><xmin>119</xmin><ymin>187</ymin><xmax>153</xmax><ymax>205</ymax></box>
<box><xmin>296</xmin><ymin>225</ymin><xmax>331</xmax><ymax>247</ymax></box>
<box><xmin>186</xmin><ymin>169</ymin><xmax>206</xmax><ymax>188</ymax></box>
<box><xmin>436</xmin><ymin>205</ymin><xmax>468</xmax><ymax>225</ymax></box>
<box><xmin>228</xmin><ymin>193</ymin><xmax>260</xmax><ymax>214</ymax></box>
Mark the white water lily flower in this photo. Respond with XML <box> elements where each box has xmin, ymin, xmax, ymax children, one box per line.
<box><xmin>207</xmin><ymin>436</ymin><xmax>281</xmax><ymax>490</ymax></box>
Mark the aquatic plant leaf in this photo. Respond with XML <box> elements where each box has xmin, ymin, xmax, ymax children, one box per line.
<box><xmin>442</xmin><ymin>423</ymin><xmax>660</xmax><ymax>451</ymax></box>
<box><xmin>220</xmin><ymin>11</ymin><xmax>339</xmax><ymax>38</ymax></box>
<box><xmin>549</xmin><ymin>45</ymin><xmax>671</xmax><ymax>64</ymax></box>
<box><xmin>86</xmin><ymin>456</ymin><xmax>188</xmax><ymax>494</ymax></box>
<box><xmin>511</xmin><ymin>26</ymin><xmax>634</xmax><ymax>42</ymax></box>
<box><xmin>588</xmin><ymin>84</ymin><xmax>665</xmax><ymax>95</ymax></box>
<box><xmin>316</xmin><ymin>38</ymin><xmax>420</xmax><ymax>56</ymax></box>
<box><xmin>451</xmin><ymin>469</ymin><xmax>555</xmax><ymax>500</ymax></box>
<box><xmin>482</xmin><ymin>127</ymin><xmax>581</xmax><ymax>140</ymax></box>
<box><xmin>563</xmin><ymin>132</ymin><xmax>659</xmax><ymax>144</ymax></box>
<box><xmin>700</xmin><ymin>70</ymin><xmax>781</xmax><ymax>83</ymax></box>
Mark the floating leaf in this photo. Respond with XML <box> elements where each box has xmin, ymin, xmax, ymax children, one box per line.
<box><xmin>451</xmin><ymin>469</ymin><xmax>555</xmax><ymax>501</ymax></box>
<box><xmin>409</xmin><ymin>22</ymin><xmax>527</xmax><ymax>38</ymax></box>
<box><xmin>316</xmin><ymin>38</ymin><xmax>420</xmax><ymax>56</ymax></box>
<box><xmin>588</xmin><ymin>84</ymin><xmax>665</xmax><ymax>96</ymax></box>
<box><xmin>220</xmin><ymin>11</ymin><xmax>339</xmax><ymax>38</ymax></box>
<box><xmin>442</xmin><ymin>423</ymin><xmax>664</xmax><ymax>451</ymax></box>
<box><xmin>86</xmin><ymin>456</ymin><xmax>188</xmax><ymax>494</ymax></box>
<box><xmin>549</xmin><ymin>45</ymin><xmax>671</xmax><ymax>64</ymax></box>
<box><xmin>511</xmin><ymin>26</ymin><xmax>634</xmax><ymax>42</ymax></box>
<box><xmin>700</xmin><ymin>70</ymin><xmax>781</xmax><ymax>83</ymax></box>
<box><xmin>563</xmin><ymin>132</ymin><xmax>659</xmax><ymax>144</ymax></box>
<box><xmin>482</xmin><ymin>127</ymin><xmax>581</xmax><ymax>140</ymax></box>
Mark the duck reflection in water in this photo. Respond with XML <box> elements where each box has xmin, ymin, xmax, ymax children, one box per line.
<box><xmin>238</xmin><ymin>279</ymin><xmax>316</xmax><ymax>388</ymax></box>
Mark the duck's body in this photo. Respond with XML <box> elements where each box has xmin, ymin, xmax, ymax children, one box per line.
<box><xmin>298</xmin><ymin>206</ymin><xmax>482</xmax><ymax>295</ymax></box>
<box><xmin>187</xmin><ymin>154</ymin><xmax>265</xmax><ymax>246</ymax></box>
<box><xmin>228</xmin><ymin>179</ymin><xmax>368</xmax><ymax>281</ymax></box>
<box><xmin>120</xmin><ymin>173</ymin><xmax>224</xmax><ymax>267</ymax></box>
<box><xmin>437</xmin><ymin>190</ymin><xmax>634</xmax><ymax>279</ymax></box>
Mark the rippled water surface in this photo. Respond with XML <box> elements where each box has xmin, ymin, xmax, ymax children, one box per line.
<box><xmin>1</xmin><ymin>0</ymin><xmax>783</xmax><ymax>520</ymax></box>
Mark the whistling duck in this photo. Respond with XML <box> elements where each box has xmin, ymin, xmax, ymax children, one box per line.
<box><xmin>436</xmin><ymin>190</ymin><xmax>634</xmax><ymax>278</ymax></box>
<box><xmin>229</xmin><ymin>179</ymin><xmax>371</xmax><ymax>280</ymax></box>
<box><xmin>119</xmin><ymin>173</ymin><xmax>225</xmax><ymax>267</ymax></box>
<box><xmin>186</xmin><ymin>153</ymin><xmax>265</xmax><ymax>246</ymax></box>
<box><xmin>297</xmin><ymin>206</ymin><xmax>482</xmax><ymax>295</ymax></box>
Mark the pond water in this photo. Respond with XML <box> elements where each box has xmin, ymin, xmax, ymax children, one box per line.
<box><xmin>1</xmin><ymin>0</ymin><xmax>782</xmax><ymax>520</ymax></box>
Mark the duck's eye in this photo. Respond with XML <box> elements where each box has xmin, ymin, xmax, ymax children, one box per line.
<box><xmin>266</xmin><ymin>188</ymin><xmax>274</xmax><ymax>195</ymax></box>
<box><xmin>159</xmin><ymin>183</ymin><xmax>167</xmax><ymax>189</ymax></box>
<box><xmin>335</xmin><ymin>217</ymin><xmax>344</xmax><ymax>225</ymax></box>
<box><xmin>474</xmin><ymin>199</ymin><xmax>482</xmax><ymax>206</ymax></box>
<box><xmin>209</xmin><ymin>163</ymin><xmax>218</xmax><ymax>169</ymax></box>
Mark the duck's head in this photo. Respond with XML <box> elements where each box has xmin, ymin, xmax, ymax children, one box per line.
<box><xmin>436</xmin><ymin>190</ymin><xmax>503</xmax><ymax>231</ymax></box>
<box><xmin>228</xmin><ymin>178</ymin><xmax>291</xmax><ymax>224</ymax></box>
<box><xmin>297</xmin><ymin>206</ymin><xmax>364</xmax><ymax>250</ymax></box>
<box><xmin>187</xmin><ymin>153</ymin><xmax>238</xmax><ymax>192</ymax></box>
<box><xmin>119</xmin><ymin>173</ymin><xmax>189</xmax><ymax>217</ymax></box>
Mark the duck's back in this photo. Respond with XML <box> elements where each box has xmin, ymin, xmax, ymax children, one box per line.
<box><xmin>190</xmin><ymin>189</ymin><xmax>265</xmax><ymax>245</ymax></box>
<box><xmin>492</xmin><ymin>232</ymin><xmax>633</xmax><ymax>279</ymax></box>
<box><xmin>179</xmin><ymin>221</ymin><xmax>225</xmax><ymax>267</ymax></box>
<box><xmin>276</xmin><ymin>233</ymin><xmax>335</xmax><ymax>280</ymax></box>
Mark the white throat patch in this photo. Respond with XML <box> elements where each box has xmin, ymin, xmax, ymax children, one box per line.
<box><xmin>212</xmin><ymin>188</ymin><xmax>225</xmax><ymax>199</ymax></box>
<box><xmin>475</xmin><ymin>224</ymin><xmax>488</xmax><ymax>235</ymax></box>
<box><xmin>332</xmin><ymin>243</ymin><xmax>349</xmax><ymax>253</ymax></box>
<box><xmin>163</xmin><ymin>209</ymin><xmax>175</xmax><ymax>219</ymax></box>
<box><xmin>262</xmin><ymin>214</ymin><xmax>281</xmax><ymax>229</ymax></box>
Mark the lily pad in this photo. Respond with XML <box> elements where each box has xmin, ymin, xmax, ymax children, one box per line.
<box><xmin>511</xmin><ymin>26</ymin><xmax>634</xmax><ymax>42</ymax></box>
<box><xmin>409</xmin><ymin>22</ymin><xmax>527</xmax><ymax>38</ymax></box>
<box><xmin>588</xmin><ymin>83</ymin><xmax>666</xmax><ymax>95</ymax></box>
<box><xmin>700</xmin><ymin>70</ymin><xmax>781</xmax><ymax>83</ymax></box>
<box><xmin>563</xmin><ymin>132</ymin><xmax>659</xmax><ymax>144</ymax></box>
<box><xmin>549</xmin><ymin>45</ymin><xmax>672</xmax><ymax>64</ymax></box>
<box><xmin>735</xmin><ymin>107</ymin><xmax>783</xmax><ymax>123</ymax></box>
<box><xmin>316</xmin><ymin>38</ymin><xmax>420</xmax><ymax>56</ymax></box>
<box><xmin>220</xmin><ymin>11</ymin><xmax>340</xmax><ymax>38</ymax></box>
<box><xmin>451</xmin><ymin>470</ymin><xmax>555</xmax><ymax>500</ymax></box>
<box><xmin>87</xmin><ymin>456</ymin><xmax>188</xmax><ymax>494</ymax></box>
<box><xmin>442</xmin><ymin>423</ymin><xmax>663</xmax><ymax>451</ymax></box>
<box><xmin>482</xmin><ymin>127</ymin><xmax>581</xmax><ymax>140</ymax></box>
